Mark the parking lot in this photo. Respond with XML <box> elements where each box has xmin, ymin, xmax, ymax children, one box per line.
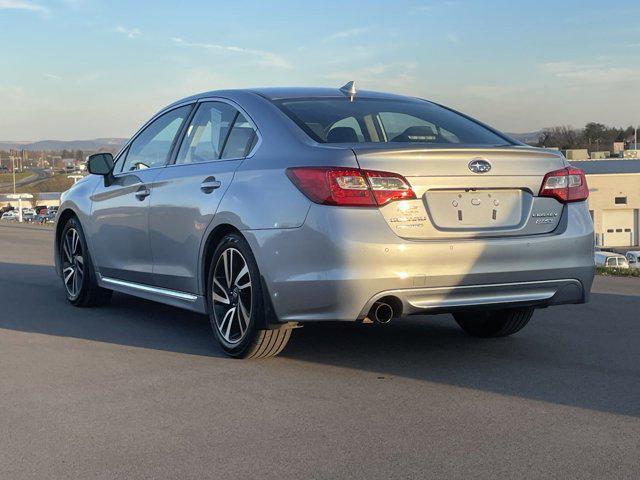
<box><xmin>1</xmin><ymin>223</ymin><xmax>639</xmax><ymax>479</ymax></box>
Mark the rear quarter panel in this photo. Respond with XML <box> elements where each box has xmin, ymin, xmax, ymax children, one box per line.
<box><xmin>195</xmin><ymin>91</ymin><xmax>361</xmax><ymax>294</ymax></box>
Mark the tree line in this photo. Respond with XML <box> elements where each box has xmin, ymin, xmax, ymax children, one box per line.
<box><xmin>537</xmin><ymin>123</ymin><xmax>636</xmax><ymax>151</ymax></box>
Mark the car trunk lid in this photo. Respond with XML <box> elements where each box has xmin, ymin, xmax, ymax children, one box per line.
<box><xmin>352</xmin><ymin>145</ymin><xmax>567</xmax><ymax>239</ymax></box>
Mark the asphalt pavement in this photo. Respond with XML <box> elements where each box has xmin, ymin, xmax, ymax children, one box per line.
<box><xmin>1</xmin><ymin>223</ymin><xmax>639</xmax><ymax>479</ymax></box>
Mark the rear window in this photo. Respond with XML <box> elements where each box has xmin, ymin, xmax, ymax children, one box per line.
<box><xmin>274</xmin><ymin>97</ymin><xmax>510</xmax><ymax>146</ymax></box>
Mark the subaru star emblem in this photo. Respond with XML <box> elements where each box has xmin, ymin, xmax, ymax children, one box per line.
<box><xmin>468</xmin><ymin>159</ymin><xmax>491</xmax><ymax>174</ymax></box>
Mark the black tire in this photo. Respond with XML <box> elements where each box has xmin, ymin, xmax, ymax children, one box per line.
<box><xmin>207</xmin><ymin>232</ymin><xmax>292</xmax><ymax>358</ymax></box>
<box><xmin>454</xmin><ymin>307</ymin><xmax>534</xmax><ymax>338</ymax></box>
<box><xmin>59</xmin><ymin>216</ymin><xmax>112</xmax><ymax>307</ymax></box>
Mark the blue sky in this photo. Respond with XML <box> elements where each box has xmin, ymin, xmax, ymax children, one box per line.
<box><xmin>1</xmin><ymin>0</ymin><xmax>639</xmax><ymax>140</ymax></box>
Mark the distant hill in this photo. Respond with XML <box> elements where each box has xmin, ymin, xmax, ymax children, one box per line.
<box><xmin>506</xmin><ymin>131</ymin><xmax>541</xmax><ymax>145</ymax></box>
<box><xmin>2</xmin><ymin>133</ymin><xmax>544</xmax><ymax>151</ymax></box>
<box><xmin>0</xmin><ymin>138</ymin><xmax>127</xmax><ymax>151</ymax></box>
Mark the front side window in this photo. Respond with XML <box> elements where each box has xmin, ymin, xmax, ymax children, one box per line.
<box><xmin>274</xmin><ymin>97</ymin><xmax>510</xmax><ymax>146</ymax></box>
<box><xmin>120</xmin><ymin>105</ymin><xmax>192</xmax><ymax>172</ymax></box>
<box><xmin>176</xmin><ymin>102</ymin><xmax>258</xmax><ymax>164</ymax></box>
<box><xmin>606</xmin><ymin>258</ymin><xmax>616</xmax><ymax>267</ymax></box>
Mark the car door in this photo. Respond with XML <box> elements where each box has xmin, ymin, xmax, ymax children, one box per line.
<box><xmin>149</xmin><ymin>100</ymin><xmax>259</xmax><ymax>293</ymax></box>
<box><xmin>89</xmin><ymin>104</ymin><xmax>193</xmax><ymax>284</ymax></box>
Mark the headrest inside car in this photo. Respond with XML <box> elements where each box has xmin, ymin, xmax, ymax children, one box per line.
<box><xmin>392</xmin><ymin>125</ymin><xmax>438</xmax><ymax>142</ymax></box>
<box><xmin>327</xmin><ymin>127</ymin><xmax>359</xmax><ymax>143</ymax></box>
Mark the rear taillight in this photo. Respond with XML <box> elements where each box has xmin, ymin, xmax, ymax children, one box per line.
<box><xmin>286</xmin><ymin>167</ymin><xmax>415</xmax><ymax>207</ymax></box>
<box><xmin>539</xmin><ymin>167</ymin><xmax>589</xmax><ymax>203</ymax></box>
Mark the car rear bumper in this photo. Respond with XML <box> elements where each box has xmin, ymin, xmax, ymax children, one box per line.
<box><xmin>359</xmin><ymin>276</ymin><xmax>589</xmax><ymax>318</ymax></box>
<box><xmin>243</xmin><ymin>201</ymin><xmax>595</xmax><ymax>322</ymax></box>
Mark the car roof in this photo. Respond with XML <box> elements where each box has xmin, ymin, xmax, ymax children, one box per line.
<box><xmin>168</xmin><ymin>87</ymin><xmax>425</xmax><ymax>108</ymax></box>
<box><xmin>247</xmin><ymin>87</ymin><xmax>421</xmax><ymax>102</ymax></box>
<box><xmin>595</xmin><ymin>251</ymin><xmax>625</xmax><ymax>258</ymax></box>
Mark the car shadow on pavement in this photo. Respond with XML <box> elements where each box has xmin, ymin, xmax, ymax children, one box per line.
<box><xmin>0</xmin><ymin>262</ymin><xmax>223</xmax><ymax>358</ymax></box>
<box><xmin>1</xmin><ymin>261</ymin><xmax>639</xmax><ymax>417</ymax></box>
<box><xmin>282</xmin><ymin>293</ymin><xmax>640</xmax><ymax>418</ymax></box>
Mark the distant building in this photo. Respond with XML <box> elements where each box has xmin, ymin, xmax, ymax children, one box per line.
<box><xmin>572</xmin><ymin>159</ymin><xmax>640</xmax><ymax>248</ymax></box>
<box><xmin>564</xmin><ymin>149</ymin><xmax>589</xmax><ymax>160</ymax></box>
<box><xmin>50</xmin><ymin>155</ymin><xmax>63</xmax><ymax>171</ymax></box>
<box><xmin>0</xmin><ymin>151</ymin><xmax>9</xmax><ymax>169</ymax></box>
<box><xmin>613</xmin><ymin>142</ymin><xmax>625</xmax><ymax>155</ymax></box>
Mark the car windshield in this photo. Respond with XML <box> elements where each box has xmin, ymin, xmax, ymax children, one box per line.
<box><xmin>273</xmin><ymin>97</ymin><xmax>511</xmax><ymax>146</ymax></box>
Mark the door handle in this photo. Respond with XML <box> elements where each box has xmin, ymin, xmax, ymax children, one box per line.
<box><xmin>135</xmin><ymin>186</ymin><xmax>151</xmax><ymax>200</ymax></box>
<box><xmin>200</xmin><ymin>177</ymin><xmax>221</xmax><ymax>193</ymax></box>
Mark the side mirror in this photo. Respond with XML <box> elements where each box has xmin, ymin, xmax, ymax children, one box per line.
<box><xmin>87</xmin><ymin>153</ymin><xmax>114</xmax><ymax>175</ymax></box>
<box><xmin>87</xmin><ymin>153</ymin><xmax>115</xmax><ymax>186</ymax></box>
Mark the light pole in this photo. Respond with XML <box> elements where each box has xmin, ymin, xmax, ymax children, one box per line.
<box><xmin>11</xmin><ymin>156</ymin><xmax>16</xmax><ymax>195</ymax></box>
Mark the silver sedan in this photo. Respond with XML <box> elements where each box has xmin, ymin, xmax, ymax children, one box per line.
<box><xmin>54</xmin><ymin>83</ymin><xmax>594</xmax><ymax>358</ymax></box>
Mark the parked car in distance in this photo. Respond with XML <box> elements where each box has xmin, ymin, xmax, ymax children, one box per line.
<box><xmin>1</xmin><ymin>210</ymin><xmax>18</xmax><ymax>221</ymax></box>
<box><xmin>54</xmin><ymin>84</ymin><xmax>595</xmax><ymax>358</ymax></box>
<box><xmin>595</xmin><ymin>251</ymin><xmax>629</xmax><ymax>269</ymax></box>
<box><xmin>625</xmin><ymin>251</ymin><xmax>640</xmax><ymax>269</ymax></box>
<box><xmin>35</xmin><ymin>212</ymin><xmax>56</xmax><ymax>224</ymax></box>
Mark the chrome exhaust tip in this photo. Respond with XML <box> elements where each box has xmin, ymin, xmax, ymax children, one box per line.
<box><xmin>370</xmin><ymin>301</ymin><xmax>394</xmax><ymax>324</ymax></box>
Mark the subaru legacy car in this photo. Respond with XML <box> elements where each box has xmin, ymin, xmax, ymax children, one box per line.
<box><xmin>54</xmin><ymin>83</ymin><xmax>594</xmax><ymax>358</ymax></box>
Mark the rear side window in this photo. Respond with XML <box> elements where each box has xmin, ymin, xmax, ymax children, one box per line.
<box><xmin>176</xmin><ymin>102</ymin><xmax>258</xmax><ymax>164</ymax></box>
<box><xmin>274</xmin><ymin>97</ymin><xmax>509</xmax><ymax>145</ymax></box>
<box><xmin>220</xmin><ymin>113</ymin><xmax>258</xmax><ymax>159</ymax></box>
<box><xmin>175</xmin><ymin>102</ymin><xmax>237</xmax><ymax>164</ymax></box>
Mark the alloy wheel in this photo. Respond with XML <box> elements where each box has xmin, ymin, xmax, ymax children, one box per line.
<box><xmin>61</xmin><ymin>227</ymin><xmax>84</xmax><ymax>298</ymax></box>
<box><xmin>212</xmin><ymin>247</ymin><xmax>253</xmax><ymax>344</ymax></box>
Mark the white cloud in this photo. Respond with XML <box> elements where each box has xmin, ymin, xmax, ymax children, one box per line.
<box><xmin>541</xmin><ymin>61</ymin><xmax>640</xmax><ymax>84</ymax></box>
<box><xmin>325</xmin><ymin>62</ymin><xmax>419</xmax><ymax>92</ymax></box>
<box><xmin>44</xmin><ymin>73</ymin><xmax>62</xmax><ymax>80</ymax></box>
<box><xmin>323</xmin><ymin>28</ymin><xmax>368</xmax><ymax>42</ymax></box>
<box><xmin>171</xmin><ymin>37</ymin><xmax>291</xmax><ymax>69</ymax></box>
<box><xmin>0</xmin><ymin>0</ymin><xmax>48</xmax><ymax>14</ymax></box>
<box><xmin>115</xmin><ymin>25</ymin><xmax>141</xmax><ymax>39</ymax></box>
